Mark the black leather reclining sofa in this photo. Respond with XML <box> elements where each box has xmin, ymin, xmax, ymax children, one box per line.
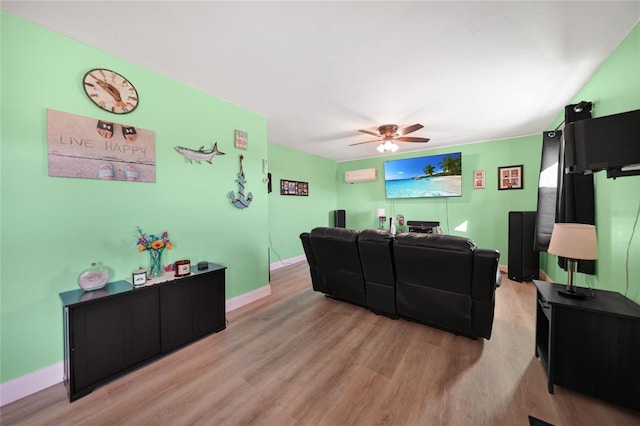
<box><xmin>300</xmin><ymin>227</ymin><xmax>500</xmax><ymax>340</ymax></box>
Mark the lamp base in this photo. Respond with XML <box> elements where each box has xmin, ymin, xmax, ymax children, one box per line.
<box><xmin>557</xmin><ymin>287</ymin><xmax>590</xmax><ymax>299</ymax></box>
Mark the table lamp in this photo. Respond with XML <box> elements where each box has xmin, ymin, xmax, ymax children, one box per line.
<box><xmin>547</xmin><ymin>223</ymin><xmax>598</xmax><ymax>298</ymax></box>
<box><xmin>376</xmin><ymin>208</ymin><xmax>386</xmax><ymax>229</ymax></box>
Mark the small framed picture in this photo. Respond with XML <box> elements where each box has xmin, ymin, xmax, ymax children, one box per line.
<box><xmin>234</xmin><ymin>130</ymin><xmax>248</xmax><ymax>150</ymax></box>
<box><xmin>498</xmin><ymin>165</ymin><xmax>523</xmax><ymax>190</ymax></box>
<box><xmin>280</xmin><ymin>179</ymin><xmax>309</xmax><ymax>196</ymax></box>
<box><xmin>175</xmin><ymin>259</ymin><xmax>191</xmax><ymax>277</ymax></box>
<box><xmin>132</xmin><ymin>269</ymin><xmax>147</xmax><ymax>286</ymax></box>
<box><xmin>473</xmin><ymin>170</ymin><xmax>485</xmax><ymax>189</ymax></box>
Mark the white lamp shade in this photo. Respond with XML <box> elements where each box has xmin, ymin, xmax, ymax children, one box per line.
<box><xmin>547</xmin><ymin>223</ymin><xmax>598</xmax><ymax>260</ymax></box>
<box><xmin>376</xmin><ymin>208</ymin><xmax>386</xmax><ymax>218</ymax></box>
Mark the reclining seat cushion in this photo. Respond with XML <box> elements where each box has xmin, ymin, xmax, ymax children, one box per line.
<box><xmin>309</xmin><ymin>227</ymin><xmax>366</xmax><ymax>306</ymax></box>
<box><xmin>358</xmin><ymin>229</ymin><xmax>396</xmax><ymax>316</ymax></box>
<box><xmin>394</xmin><ymin>233</ymin><xmax>476</xmax><ymax>334</ymax></box>
<box><xmin>358</xmin><ymin>229</ymin><xmax>395</xmax><ymax>287</ymax></box>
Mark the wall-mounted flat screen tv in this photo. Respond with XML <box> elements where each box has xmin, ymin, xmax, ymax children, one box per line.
<box><xmin>383</xmin><ymin>152</ymin><xmax>462</xmax><ymax>198</ymax></box>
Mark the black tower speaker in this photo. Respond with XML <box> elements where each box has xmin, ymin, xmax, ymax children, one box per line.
<box><xmin>508</xmin><ymin>211</ymin><xmax>539</xmax><ymax>282</ymax></box>
<box><xmin>334</xmin><ymin>210</ymin><xmax>346</xmax><ymax>228</ymax></box>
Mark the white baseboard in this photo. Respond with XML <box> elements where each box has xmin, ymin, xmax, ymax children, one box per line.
<box><xmin>1</xmin><ymin>361</ymin><xmax>64</xmax><ymax>407</ymax></box>
<box><xmin>1</xmin><ymin>283</ymin><xmax>273</xmax><ymax>407</ymax></box>
<box><xmin>270</xmin><ymin>255</ymin><xmax>306</xmax><ymax>271</ymax></box>
<box><xmin>225</xmin><ymin>284</ymin><xmax>271</xmax><ymax>312</ymax></box>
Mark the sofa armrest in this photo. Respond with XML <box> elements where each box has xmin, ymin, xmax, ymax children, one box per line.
<box><xmin>299</xmin><ymin>232</ymin><xmax>315</xmax><ymax>267</ymax></box>
<box><xmin>471</xmin><ymin>249</ymin><xmax>500</xmax><ymax>302</ymax></box>
<box><xmin>300</xmin><ymin>232</ymin><xmax>324</xmax><ymax>293</ymax></box>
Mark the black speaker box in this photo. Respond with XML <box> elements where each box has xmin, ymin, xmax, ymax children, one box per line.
<box><xmin>508</xmin><ymin>211</ymin><xmax>539</xmax><ymax>282</ymax></box>
<box><xmin>334</xmin><ymin>210</ymin><xmax>346</xmax><ymax>228</ymax></box>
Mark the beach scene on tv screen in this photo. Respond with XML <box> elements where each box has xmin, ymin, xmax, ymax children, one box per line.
<box><xmin>384</xmin><ymin>152</ymin><xmax>462</xmax><ymax>198</ymax></box>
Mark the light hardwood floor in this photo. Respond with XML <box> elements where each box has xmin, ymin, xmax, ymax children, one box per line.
<box><xmin>2</xmin><ymin>261</ymin><xmax>639</xmax><ymax>425</ymax></box>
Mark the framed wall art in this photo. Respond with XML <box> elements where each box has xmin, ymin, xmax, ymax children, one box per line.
<box><xmin>280</xmin><ymin>179</ymin><xmax>308</xmax><ymax>196</ymax></box>
<box><xmin>234</xmin><ymin>130</ymin><xmax>248</xmax><ymax>150</ymax></box>
<box><xmin>47</xmin><ymin>109</ymin><xmax>156</xmax><ymax>182</ymax></box>
<box><xmin>498</xmin><ymin>165</ymin><xmax>523</xmax><ymax>190</ymax></box>
<box><xmin>473</xmin><ymin>170</ymin><xmax>485</xmax><ymax>189</ymax></box>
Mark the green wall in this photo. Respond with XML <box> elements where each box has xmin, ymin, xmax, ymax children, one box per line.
<box><xmin>336</xmin><ymin>22</ymin><xmax>640</xmax><ymax>304</ymax></box>
<box><xmin>268</xmin><ymin>21</ymin><xmax>640</xmax><ymax>303</ymax></box>
<box><xmin>542</xmin><ymin>23</ymin><xmax>640</xmax><ymax>301</ymax></box>
<box><xmin>2</xmin><ymin>11</ymin><xmax>639</xmax><ymax>392</ymax></box>
<box><xmin>267</xmin><ymin>143</ymin><xmax>337</xmax><ymax>264</ymax></box>
<box><xmin>336</xmin><ymin>136</ymin><xmax>541</xmax><ymax>260</ymax></box>
<box><xmin>1</xmin><ymin>13</ymin><xmax>269</xmax><ymax>382</ymax></box>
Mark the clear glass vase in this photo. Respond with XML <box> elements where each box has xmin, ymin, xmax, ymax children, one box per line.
<box><xmin>148</xmin><ymin>250</ymin><xmax>164</xmax><ymax>278</ymax></box>
<box><xmin>78</xmin><ymin>262</ymin><xmax>109</xmax><ymax>291</ymax></box>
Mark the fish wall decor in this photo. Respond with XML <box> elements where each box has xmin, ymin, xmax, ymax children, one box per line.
<box><xmin>229</xmin><ymin>154</ymin><xmax>253</xmax><ymax>209</ymax></box>
<box><xmin>174</xmin><ymin>142</ymin><xmax>225</xmax><ymax>164</ymax></box>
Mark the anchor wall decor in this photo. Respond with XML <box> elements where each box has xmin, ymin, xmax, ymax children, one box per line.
<box><xmin>229</xmin><ymin>154</ymin><xmax>253</xmax><ymax>209</ymax></box>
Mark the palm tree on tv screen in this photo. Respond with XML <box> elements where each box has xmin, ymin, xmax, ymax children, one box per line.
<box><xmin>423</xmin><ymin>164</ymin><xmax>435</xmax><ymax>176</ymax></box>
<box><xmin>439</xmin><ymin>155</ymin><xmax>461</xmax><ymax>176</ymax></box>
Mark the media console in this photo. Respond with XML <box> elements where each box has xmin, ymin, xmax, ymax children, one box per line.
<box><xmin>534</xmin><ymin>280</ymin><xmax>640</xmax><ymax>411</ymax></box>
<box><xmin>407</xmin><ymin>220</ymin><xmax>440</xmax><ymax>234</ymax></box>
<box><xmin>59</xmin><ymin>262</ymin><xmax>226</xmax><ymax>402</ymax></box>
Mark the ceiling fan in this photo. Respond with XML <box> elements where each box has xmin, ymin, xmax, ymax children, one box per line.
<box><xmin>349</xmin><ymin>124</ymin><xmax>430</xmax><ymax>152</ymax></box>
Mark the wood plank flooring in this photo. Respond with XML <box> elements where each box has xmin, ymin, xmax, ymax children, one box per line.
<box><xmin>2</xmin><ymin>261</ymin><xmax>640</xmax><ymax>425</ymax></box>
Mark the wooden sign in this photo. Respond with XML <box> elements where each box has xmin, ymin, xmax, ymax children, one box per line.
<box><xmin>47</xmin><ymin>109</ymin><xmax>156</xmax><ymax>182</ymax></box>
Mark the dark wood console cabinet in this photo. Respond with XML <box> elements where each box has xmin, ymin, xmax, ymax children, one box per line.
<box><xmin>60</xmin><ymin>263</ymin><xmax>226</xmax><ymax>402</ymax></box>
<box><xmin>534</xmin><ymin>280</ymin><xmax>640</xmax><ymax>411</ymax></box>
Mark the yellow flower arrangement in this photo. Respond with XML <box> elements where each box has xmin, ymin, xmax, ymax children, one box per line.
<box><xmin>136</xmin><ymin>226</ymin><xmax>173</xmax><ymax>252</ymax></box>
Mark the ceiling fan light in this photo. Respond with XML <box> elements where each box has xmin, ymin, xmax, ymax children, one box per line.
<box><xmin>376</xmin><ymin>140</ymin><xmax>399</xmax><ymax>153</ymax></box>
<box><xmin>353</xmin><ymin>123</ymin><xmax>426</xmax><ymax>152</ymax></box>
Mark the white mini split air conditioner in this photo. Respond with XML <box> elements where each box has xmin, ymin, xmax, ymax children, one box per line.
<box><xmin>345</xmin><ymin>168</ymin><xmax>378</xmax><ymax>184</ymax></box>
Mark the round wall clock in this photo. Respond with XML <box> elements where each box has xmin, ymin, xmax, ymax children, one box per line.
<box><xmin>82</xmin><ymin>68</ymin><xmax>139</xmax><ymax>114</ymax></box>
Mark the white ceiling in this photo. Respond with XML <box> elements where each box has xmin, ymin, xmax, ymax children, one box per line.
<box><xmin>3</xmin><ymin>1</ymin><xmax>639</xmax><ymax>162</ymax></box>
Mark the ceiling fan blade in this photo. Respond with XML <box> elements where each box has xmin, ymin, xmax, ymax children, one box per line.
<box><xmin>348</xmin><ymin>139</ymin><xmax>380</xmax><ymax>146</ymax></box>
<box><xmin>358</xmin><ymin>129</ymin><xmax>381</xmax><ymax>137</ymax></box>
<box><xmin>398</xmin><ymin>124</ymin><xmax>424</xmax><ymax>136</ymax></box>
<box><xmin>396</xmin><ymin>136</ymin><xmax>430</xmax><ymax>143</ymax></box>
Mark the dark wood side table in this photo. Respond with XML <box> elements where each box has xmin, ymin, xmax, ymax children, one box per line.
<box><xmin>534</xmin><ymin>280</ymin><xmax>640</xmax><ymax>411</ymax></box>
<box><xmin>60</xmin><ymin>262</ymin><xmax>226</xmax><ymax>402</ymax></box>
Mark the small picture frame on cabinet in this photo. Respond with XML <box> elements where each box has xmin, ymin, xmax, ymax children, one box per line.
<box><xmin>132</xmin><ymin>269</ymin><xmax>147</xmax><ymax>286</ymax></box>
<box><xmin>175</xmin><ymin>259</ymin><xmax>191</xmax><ymax>277</ymax></box>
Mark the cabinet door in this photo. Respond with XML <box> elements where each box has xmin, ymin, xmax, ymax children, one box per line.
<box><xmin>160</xmin><ymin>270</ymin><xmax>226</xmax><ymax>353</ymax></box>
<box><xmin>193</xmin><ymin>270</ymin><xmax>226</xmax><ymax>338</ymax></box>
<box><xmin>160</xmin><ymin>281</ymin><xmax>194</xmax><ymax>352</ymax></box>
<box><xmin>553</xmin><ymin>305</ymin><xmax>640</xmax><ymax>410</ymax></box>
<box><xmin>70</xmin><ymin>287</ymin><xmax>160</xmax><ymax>397</ymax></box>
<box><xmin>129</xmin><ymin>289</ymin><xmax>162</xmax><ymax>364</ymax></box>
